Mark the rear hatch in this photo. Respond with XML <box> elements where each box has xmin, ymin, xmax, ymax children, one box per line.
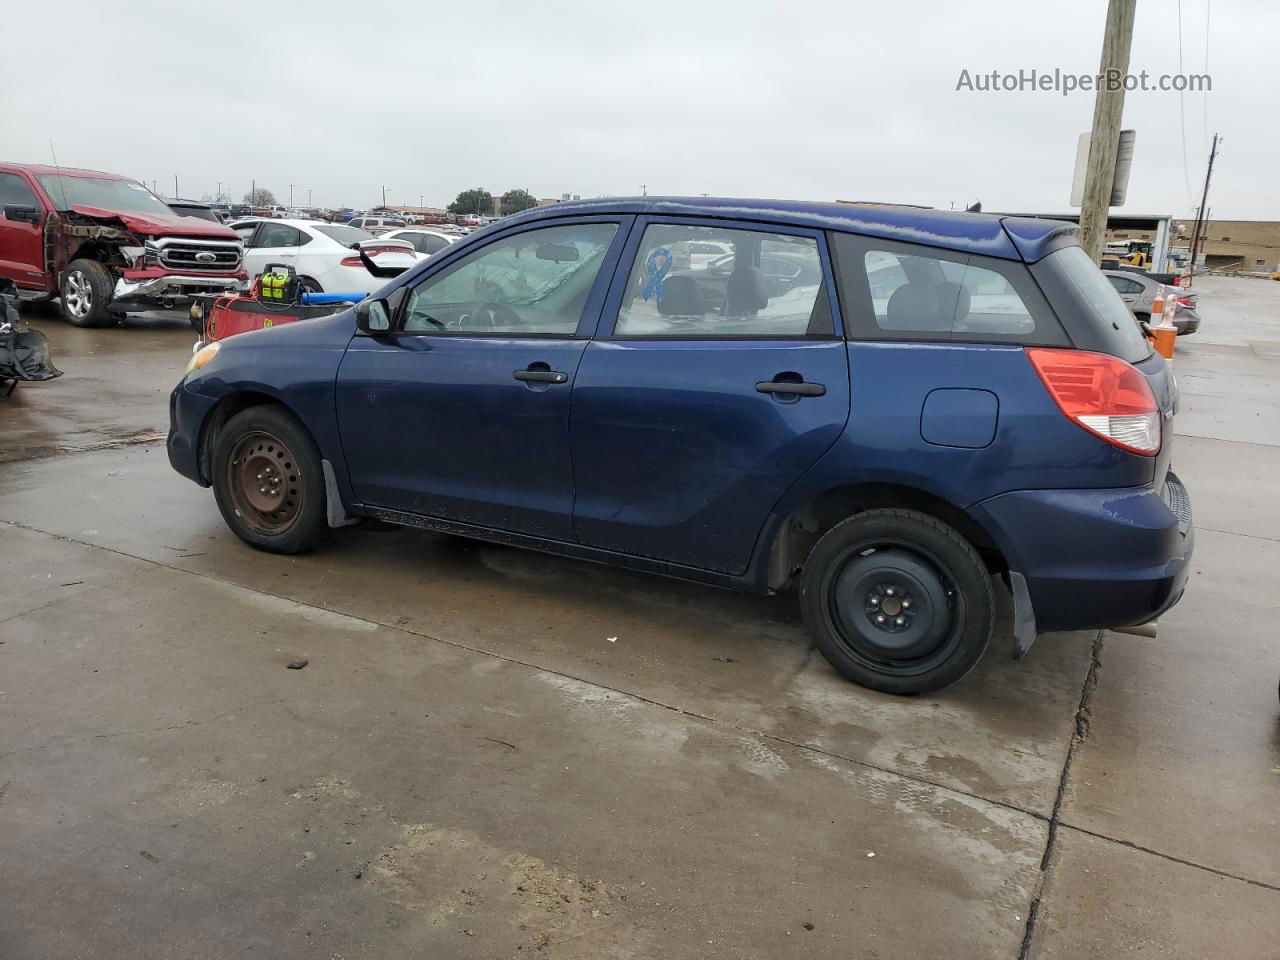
<box><xmin>1029</xmin><ymin>245</ymin><xmax>1178</xmax><ymax>486</ymax></box>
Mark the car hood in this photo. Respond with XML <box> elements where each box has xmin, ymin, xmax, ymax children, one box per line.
<box><xmin>69</xmin><ymin>205</ymin><xmax>238</xmax><ymax>239</ymax></box>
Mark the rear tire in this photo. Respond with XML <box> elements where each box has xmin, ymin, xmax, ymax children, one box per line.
<box><xmin>59</xmin><ymin>259</ymin><xmax>114</xmax><ymax>327</ymax></box>
<box><xmin>211</xmin><ymin>405</ymin><xmax>328</xmax><ymax>554</ymax></box>
<box><xmin>799</xmin><ymin>508</ymin><xmax>994</xmax><ymax>694</ymax></box>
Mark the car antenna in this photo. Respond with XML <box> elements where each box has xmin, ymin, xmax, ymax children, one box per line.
<box><xmin>48</xmin><ymin>139</ymin><xmax>70</xmax><ymax>210</ymax></box>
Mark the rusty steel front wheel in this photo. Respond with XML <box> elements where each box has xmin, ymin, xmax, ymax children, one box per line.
<box><xmin>212</xmin><ymin>405</ymin><xmax>328</xmax><ymax>554</ymax></box>
<box><xmin>226</xmin><ymin>431</ymin><xmax>304</xmax><ymax>536</ymax></box>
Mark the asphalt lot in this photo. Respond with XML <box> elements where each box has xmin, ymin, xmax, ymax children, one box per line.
<box><xmin>1</xmin><ymin>279</ymin><xmax>1277</xmax><ymax>958</ymax></box>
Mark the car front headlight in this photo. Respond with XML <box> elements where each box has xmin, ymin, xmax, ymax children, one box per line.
<box><xmin>184</xmin><ymin>342</ymin><xmax>219</xmax><ymax>376</ymax></box>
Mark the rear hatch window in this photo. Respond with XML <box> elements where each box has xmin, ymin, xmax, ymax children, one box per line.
<box><xmin>1033</xmin><ymin>246</ymin><xmax>1152</xmax><ymax>364</ymax></box>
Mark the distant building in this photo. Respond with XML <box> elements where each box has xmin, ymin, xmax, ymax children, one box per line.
<box><xmin>385</xmin><ymin>205</ymin><xmax>449</xmax><ymax>219</ymax></box>
<box><xmin>1169</xmin><ymin>220</ymin><xmax>1280</xmax><ymax>273</ymax></box>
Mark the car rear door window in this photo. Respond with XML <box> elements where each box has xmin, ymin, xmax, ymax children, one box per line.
<box><xmin>252</xmin><ymin>223</ymin><xmax>300</xmax><ymax>248</ymax></box>
<box><xmin>832</xmin><ymin>233</ymin><xmax>1067</xmax><ymax>346</ymax></box>
<box><xmin>1107</xmin><ymin>275</ymin><xmax>1143</xmax><ymax>295</ymax></box>
<box><xmin>613</xmin><ymin>223</ymin><xmax>831</xmax><ymax>337</ymax></box>
<box><xmin>421</xmin><ymin>234</ymin><xmax>451</xmax><ymax>255</ymax></box>
<box><xmin>402</xmin><ymin>222</ymin><xmax>618</xmax><ymax>335</ymax></box>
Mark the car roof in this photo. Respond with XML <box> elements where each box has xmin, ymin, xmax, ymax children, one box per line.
<box><xmin>2</xmin><ymin>163</ymin><xmax>127</xmax><ymax>179</ymax></box>
<box><xmin>386</xmin><ymin>227</ymin><xmax>453</xmax><ymax>238</ymax></box>
<box><xmin>495</xmin><ymin>196</ymin><xmax>1076</xmax><ymax>263</ymax></box>
<box><xmin>1102</xmin><ymin>269</ymin><xmax>1153</xmax><ymax>284</ymax></box>
<box><xmin>228</xmin><ymin>217</ymin><xmax>334</xmax><ymax>231</ymax></box>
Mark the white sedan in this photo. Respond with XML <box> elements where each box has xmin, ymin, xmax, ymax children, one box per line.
<box><xmin>381</xmin><ymin>228</ymin><xmax>458</xmax><ymax>257</ymax></box>
<box><xmin>226</xmin><ymin>219</ymin><xmax>425</xmax><ymax>295</ymax></box>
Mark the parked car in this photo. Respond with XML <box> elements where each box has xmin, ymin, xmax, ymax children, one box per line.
<box><xmin>1099</xmin><ymin>260</ymin><xmax>1188</xmax><ymax>288</ymax></box>
<box><xmin>169</xmin><ymin>197</ymin><xmax>1192</xmax><ymax>694</ymax></box>
<box><xmin>381</xmin><ymin>227</ymin><xmax>457</xmax><ymax>257</ymax></box>
<box><xmin>667</xmin><ymin>249</ymin><xmax>823</xmax><ymax>314</ymax></box>
<box><xmin>226</xmin><ymin>218</ymin><xmax>423</xmax><ymax>294</ymax></box>
<box><xmin>229</xmin><ymin>203</ymin><xmax>253</xmax><ymax>219</ymax></box>
<box><xmin>1103</xmin><ymin>269</ymin><xmax>1200</xmax><ymax>335</ymax></box>
<box><xmin>685</xmin><ymin>240</ymin><xmax>734</xmax><ymax>268</ymax></box>
<box><xmin>348</xmin><ymin>215</ymin><xmax>407</xmax><ymax>235</ymax></box>
<box><xmin>0</xmin><ymin>163</ymin><xmax>244</xmax><ymax>325</ymax></box>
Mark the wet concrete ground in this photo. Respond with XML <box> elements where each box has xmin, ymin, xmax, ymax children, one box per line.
<box><xmin>1</xmin><ymin>281</ymin><xmax>1277</xmax><ymax>958</ymax></box>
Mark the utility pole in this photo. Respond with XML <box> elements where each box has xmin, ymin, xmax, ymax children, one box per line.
<box><xmin>289</xmin><ymin>184</ymin><xmax>295</xmax><ymax>208</ymax></box>
<box><xmin>1077</xmin><ymin>0</ymin><xmax>1137</xmax><ymax>262</ymax></box>
<box><xmin>1186</xmin><ymin>133</ymin><xmax>1220</xmax><ymax>284</ymax></box>
<box><xmin>382</xmin><ymin>185</ymin><xmax>388</xmax><ymax>208</ymax></box>
<box><xmin>216</xmin><ymin>181</ymin><xmax>223</xmax><ymax>201</ymax></box>
<box><xmin>173</xmin><ymin>174</ymin><xmax>179</xmax><ymax>200</ymax></box>
<box><xmin>640</xmin><ymin>184</ymin><xmax>647</xmax><ymax>197</ymax></box>
<box><xmin>252</xmin><ymin>179</ymin><xmax>256</xmax><ymax>205</ymax></box>
<box><xmin>308</xmin><ymin>188</ymin><xmax>312</xmax><ymax>207</ymax></box>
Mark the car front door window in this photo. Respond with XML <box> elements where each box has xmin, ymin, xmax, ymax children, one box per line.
<box><xmin>403</xmin><ymin>223</ymin><xmax>618</xmax><ymax>334</ymax></box>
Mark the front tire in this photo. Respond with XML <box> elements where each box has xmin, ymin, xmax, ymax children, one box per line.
<box><xmin>211</xmin><ymin>405</ymin><xmax>328</xmax><ymax>554</ymax></box>
<box><xmin>799</xmin><ymin>509</ymin><xmax>994</xmax><ymax>694</ymax></box>
<box><xmin>60</xmin><ymin>259</ymin><xmax>114</xmax><ymax>327</ymax></box>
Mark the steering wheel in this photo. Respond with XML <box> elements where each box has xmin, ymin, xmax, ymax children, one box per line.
<box><xmin>453</xmin><ymin>302</ymin><xmax>524</xmax><ymax>331</ymax></box>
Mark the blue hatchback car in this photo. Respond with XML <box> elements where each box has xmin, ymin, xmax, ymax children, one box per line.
<box><xmin>169</xmin><ymin>198</ymin><xmax>1193</xmax><ymax>694</ymax></box>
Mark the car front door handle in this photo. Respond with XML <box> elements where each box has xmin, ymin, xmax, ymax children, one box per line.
<box><xmin>756</xmin><ymin>380</ymin><xmax>825</xmax><ymax>397</ymax></box>
<box><xmin>514</xmin><ymin>369</ymin><xmax>568</xmax><ymax>384</ymax></box>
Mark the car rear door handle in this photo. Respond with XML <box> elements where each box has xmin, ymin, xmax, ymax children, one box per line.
<box><xmin>514</xmin><ymin>369</ymin><xmax>568</xmax><ymax>384</ymax></box>
<box><xmin>756</xmin><ymin>380</ymin><xmax>825</xmax><ymax>397</ymax></box>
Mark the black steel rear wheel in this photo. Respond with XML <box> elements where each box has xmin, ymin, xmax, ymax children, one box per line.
<box><xmin>800</xmin><ymin>509</ymin><xmax>993</xmax><ymax>694</ymax></box>
<box><xmin>212</xmin><ymin>405</ymin><xmax>328</xmax><ymax>554</ymax></box>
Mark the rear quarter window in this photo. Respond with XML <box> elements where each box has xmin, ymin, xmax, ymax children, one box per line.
<box><xmin>830</xmin><ymin>233</ymin><xmax>1069</xmax><ymax>346</ymax></box>
<box><xmin>1032</xmin><ymin>247</ymin><xmax>1151</xmax><ymax>363</ymax></box>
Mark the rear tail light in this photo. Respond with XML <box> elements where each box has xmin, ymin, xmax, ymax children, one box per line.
<box><xmin>340</xmin><ymin>255</ymin><xmax>363</xmax><ymax>267</ymax></box>
<box><xmin>1176</xmin><ymin>295</ymin><xmax>1196</xmax><ymax>307</ymax></box>
<box><xmin>1026</xmin><ymin>348</ymin><xmax>1161</xmax><ymax>455</ymax></box>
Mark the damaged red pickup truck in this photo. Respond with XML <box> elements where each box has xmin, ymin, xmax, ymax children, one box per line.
<box><xmin>0</xmin><ymin>163</ymin><xmax>245</xmax><ymax>326</ymax></box>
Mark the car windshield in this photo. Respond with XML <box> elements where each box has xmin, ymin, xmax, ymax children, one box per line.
<box><xmin>171</xmin><ymin>206</ymin><xmax>219</xmax><ymax>223</ymax></box>
<box><xmin>38</xmin><ymin>175</ymin><xmax>175</xmax><ymax>215</ymax></box>
<box><xmin>316</xmin><ymin>224</ymin><xmax>375</xmax><ymax>245</ymax></box>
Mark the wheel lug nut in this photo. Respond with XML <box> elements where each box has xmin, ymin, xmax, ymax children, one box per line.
<box><xmin>896</xmin><ymin>617</ymin><xmax>905</xmax><ymax>626</ymax></box>
<box><xmin>875</xmin><ymin>614</ymin><xmax>885</xmax><ymax>624</ymax></box>
<box><xmin>886</xmin><ymin>588</ymin><xmax>895</xmax><ymax>596</ymax></box>
<box><xmin>869</xmin><ymin>596</ymin><xmax>879</xmax><ymax>605</ymax></box>
<box><xmin>902</xmin><ymin>599</ymin><xmax>911</xmax><ymax>608</ymax></box>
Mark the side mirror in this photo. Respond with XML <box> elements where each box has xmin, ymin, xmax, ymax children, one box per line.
<box><xmin>4</xmin><ymin>204</ymin><xmax>41</xmax><ymax>225</ymax></box>
<box><xmin>355</xmin><ymin>298</ymin><xmax>391</xmax><ymax>334</ymax></box>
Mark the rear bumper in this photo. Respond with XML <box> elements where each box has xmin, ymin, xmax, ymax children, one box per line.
<box><xmin>1174</xmin><ymin>309</ymin><xmax>1200</xmax><ymax>335</ymax></box>
<box><xmin>971</xmin><ymin>473</ymin><xmax>1194</xmax><ymax>632</ymax></box>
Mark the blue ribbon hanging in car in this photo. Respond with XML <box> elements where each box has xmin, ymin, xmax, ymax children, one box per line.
<box><xmin>640</xmin><ymin>247</ymin><xmax>673</xmax><ymax>302</ymax></box>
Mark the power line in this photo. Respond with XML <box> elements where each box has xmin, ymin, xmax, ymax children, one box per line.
<box><xmin>1215</xmin><ymin>185</ymin><xmax>1280</xmax><ymax>205</ymax></box>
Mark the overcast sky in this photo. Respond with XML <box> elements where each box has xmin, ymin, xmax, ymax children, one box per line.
<box><xmin>2</xmin><ymin>0</ymin><xmax>1275</xmax><ymax>219</ymax></box>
